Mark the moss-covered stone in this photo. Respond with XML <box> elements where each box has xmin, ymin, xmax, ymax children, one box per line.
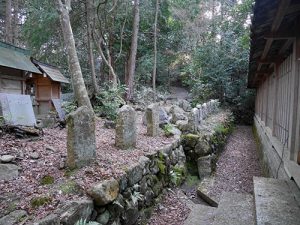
<box><xmin>182</xmin><ymin>134</ymin><xmax>200</xmax><ymax>147</ymax></box>
<box><xmin>30</xmin><ymin>196</ymin><xmax>52</xmax><ymax>208</ymax></box>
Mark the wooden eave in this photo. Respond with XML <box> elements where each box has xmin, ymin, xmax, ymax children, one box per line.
<box><xmin>248</xmin><ymin>0</ymin><xmax>300</xmax><ymax>88</ymax></box>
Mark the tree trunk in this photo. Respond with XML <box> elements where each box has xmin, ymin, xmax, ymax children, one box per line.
<box><xmin>86</xmin><ymin>0</ymin><xmax>99</xmax><ymax>94</ymax></box>
<box><xmin>125</xmin><ymin>0</ymin><xmax>140</xmax><ymax>100</ymax></box>
<box><xmin>5</xmin><ymin>0</ymin><xmax>12</xmax><ymax>43</ymax></box>
<box><xmin>12</xmin><ymin>0</ymin><xmax>19</xmax><ymax>45</ymax></box>
<box><xmin>152</xmin><ymin>0</ymin><xmax>159</xmax><ymax>94</ymax></box>
<box><xmin>56</xmin><ymin>0</ymin><xmax>93</xmax><ymax>112</ymax></box>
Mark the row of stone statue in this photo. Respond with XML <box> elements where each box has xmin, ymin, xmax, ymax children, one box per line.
<box><xmin>115</xmin><ymin>104</ymin><xmax>159</xmax><ymax>150</ymax></box>
<box><xmin>188</xmin><ymin>99</ymin><xmax>220</xmax><ymax>132</ymax></box>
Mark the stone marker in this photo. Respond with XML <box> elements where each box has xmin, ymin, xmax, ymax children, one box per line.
<box><xmin>198</xmin><ymin>107</ymin><xmax>203</xmax><ymax>124</ymax></box>
<box><xmin>188</xmin><ymin>108</ymin><xmax>199</xmax><ymax>132</ymax></box>
<box><xmin>67</xmin><ymin>106</ymin><xmax>96</xmax><ymax>169</ymax></box>
<box><xmin>197</xmin><ymin>155</ymin><xmax>212</xmax><ymax>180</ymax></box>
<box><xmin>146</xmin><ymin>103</ymin><xmax>160</xmax><ymax>136</ymax></box>
<box><xmin>202</xmin><ymin>103</ymin><xmax>207</xmax><ymax>119</ymax></box>
<box><xmin>115</xmin><ymin>105</ymin><xmax>137</xmax><ymax>149</ymax></box>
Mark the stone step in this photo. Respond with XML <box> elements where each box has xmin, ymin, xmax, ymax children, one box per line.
<box><xmin>253</xmin><ymin>176</ymin><xmax>300</xmax><ymax>225</ymax></box>
<box><xmin>184</xmin><ymin>204</ymin><xmax>217</xmax><ymax>225</ymax></box>
<box><xmin>212</xmin><ymin>192</ymin><xmax>255</xmax><ymax>225</ymax></box>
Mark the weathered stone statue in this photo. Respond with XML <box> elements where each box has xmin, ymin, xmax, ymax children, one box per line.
<box><xmin>66</xmin><ymin>106</ymin><xmax>96</xmax><ymax>169</ymax></box>
<box><xmin>146</xmin><ymin>103</ymin><xmax>160</xmax><ymax>136</ymax></box>
<box><xmin>115</xmin><ymin>105</ymin><xmax>137</xmax><ymax>149</ymax></box>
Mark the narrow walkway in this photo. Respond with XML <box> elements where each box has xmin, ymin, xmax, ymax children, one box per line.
<box><xmin>148</xmin><ymin>125</ymin><xmax>262</xmax><ymax>225</ymax></box>
<box><xmin>210</xmin><ymin>125</ymin><xmax>262</xmax><ymax>200</ymax></box>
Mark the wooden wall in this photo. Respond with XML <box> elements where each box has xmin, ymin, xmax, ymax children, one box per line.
<box><xmin>0</xmin><ymin>66</ymin><xmax>25</xmax><ymax>94</ymax></box>
<box><xmin>255</xmin><ymin>40</ymin><xmax>300</xmax><ymax>165</ymax></box>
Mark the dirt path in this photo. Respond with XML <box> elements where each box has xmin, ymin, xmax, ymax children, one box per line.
<box><xmin>147</xmin><ymin>125</ymin><xmax>262</xmax><ymax>225</ymax></box>
<box><xmin>168</xmin><ymin>86</ymin><xmax>190</xmax><ymax>100</ymax></box>
<box><xmin>210</xmin><ymin>125</ymin><xmax>262</xmax><ymax>199</ymax></box>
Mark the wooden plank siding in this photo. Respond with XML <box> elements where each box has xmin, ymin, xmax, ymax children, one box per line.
<box><xmin>255</xmin><ymin>54</ymin><xmax>293</xmax><ymax>146</ymax></box>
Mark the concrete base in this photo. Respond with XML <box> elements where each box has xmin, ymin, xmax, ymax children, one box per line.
<box><xmin>212</xmin><ymin>192</ymin><xmax>255</xmax><ymax>225</ymax></box>
<box><xmin>254</xmin><ymin>116</ymin><xmax>300</xmax><ymax>188</ymax></box>
<box><xmin>184</xmin><ymin>204</ymin><xmax>216</xmax><ymax>225</ymax></box>
<box><xmin>254</xmin><ymin>177</ymin><xmax>300</xmax><ymax>225</ymax></box>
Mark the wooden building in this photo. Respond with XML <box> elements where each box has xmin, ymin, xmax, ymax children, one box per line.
<box><xmin>248</xmin><ymin>0</ymin><xmax>300</xmax><ymax>186</ymax></box>
<box><xmin>0</xmin><ymin>41</ymin><xmax>69</xmax><ymax>117</ymax></box>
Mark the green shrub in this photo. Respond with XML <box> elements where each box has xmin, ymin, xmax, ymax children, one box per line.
<box><xmin>92</xmin><ymin>85</ymin><xmax>126</xmax><ymax>120</ymax></box>
<box><xmin>62</xmin><ymin>101</ymin><xmax>77</xmax><ymax>115</ymax></box>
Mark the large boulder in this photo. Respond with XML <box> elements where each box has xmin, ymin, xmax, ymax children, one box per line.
<box><xmin>58</xmin><ymin>199</ymin><xmax>94</xmax><ymax>225</ymax></box>
<box><xmin>0</xmin><ymin>155</ymin><xmax>15</xmax><ymax>163</ymax></box>
<box><xmin>88</xmin><ymin>179</ymin><xmax>119</xmax><ymax>206</ymax></box>
<box><xmin>0</xmin><ymin>163</ymin><xmax>20</xmax><ymax>181</ymax></box>
<box><xmin>0</xmin><ymin>210</ymin><xmax>27</xmax><ymax>225</ymax></box>
<box><xmin>170</xmin><ymin>105</ymin><xmax>188</xmax><ymax>123</ymax></box>
<box><xmin>33</xmin><ymin>214</ymin><xmax>60</xmax><ymax>225</ymax></box>
<box><xmin>178</xmin><ymin>99</ymin><xmax>192</xmax><ymax>112</ymax></box>
<box><xmin>127</xmin><ymin>164</ymin><xmax>143</xmax><ymax>186</ymax></box>
<box><xmin>194</xmin><ymin>136</ymin><xmax>211</xmax><ymax>156</ymax></box>
<box><xmin>159</xmin><ymin>108</ymin><xmax>170</xmax><ymax>126</ymax></box>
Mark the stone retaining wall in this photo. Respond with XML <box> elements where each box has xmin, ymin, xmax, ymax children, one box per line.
<box><xmin>33</xmin><ymin>138</ymin><xmax>186</xmax><ymax>225</ymax></box>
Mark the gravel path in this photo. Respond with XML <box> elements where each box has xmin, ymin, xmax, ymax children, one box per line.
<box><xmin>210</xmin><ymin>125</ymin><xmax>262</xmax><ymax>200</ymax></box>
<box><xmin>148</xmin><ymin>125</ymin><xmax>262</xmax><ymax>224</ymax></box>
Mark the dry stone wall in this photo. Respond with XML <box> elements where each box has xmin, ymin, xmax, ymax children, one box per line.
<box><xmin>32</xmin><ymin>138</ymin><xmax>186</xmax><ymax>225</ymax></box>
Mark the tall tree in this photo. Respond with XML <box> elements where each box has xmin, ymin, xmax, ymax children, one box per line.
<box><xmin>125</xmin><ymin>0</ymin><xmax>140</xmax><ymax>100</ymax></box>
<box><xmin>55</xmin><ymin>0</ymin><xmax>93</xmax><ymax>111</ymax></box>
<box><xmin>86</xmin><ymin>0</ymin><xmax>99</xmax><ymax>94</ymax></box>
<box><xmin>12</xmin><ymin>0</ymin><xmax>19</xmax><ymax>45</ymax></box>
<box><xmin>5</xmin><ymin>0</ymin><xmax>12</xmax><ymax>43</ymax></box>
<box><xmin>152</xmin><ymin>0</ymin><xmax>159</xmax><ymax>93</ymax></box>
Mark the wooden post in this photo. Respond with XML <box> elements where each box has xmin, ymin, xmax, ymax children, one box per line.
<box><xmin>265</xmin><ymin>75</ymin><xmax>270</xmax><ymax>125</ymax></box>
<box><xmin>291</xmin><ymin>36</ymin><xmax>300</xmax><ymax>161</ymax></box>
<box><xmin>289</xmin><ymin>37</ymin><xmax>300</xmax><ymax>161</ymax></box>
<box><xmin>272</xmin><ymin>64</ymin><xmax>279</xmax><ymax>136</ymax></box>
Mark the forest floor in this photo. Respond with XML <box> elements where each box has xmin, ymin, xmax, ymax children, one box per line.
<box><xmin>147</xmin><ymin>125</ymin><xmax>262</xmax><ymax>225</ymax></box>
<box><xmin>0</xmin><ymin>112</ymin><xmax>175</xmax><ymax>221</ymax></box>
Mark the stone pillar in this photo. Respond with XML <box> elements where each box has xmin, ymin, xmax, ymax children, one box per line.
<box><xmin>115</xmin><ymin>105</ymin><xmax>137</xmax><ymax>149</ymax></box>
<box><xmin>197</xmin><ymin>155</ymin><xmax>212</xmax><ymax>180</ymax></box>
<box><xmin>202</xmin><ymin>103</ymin><xmax>207</xmax><ymax>119</ymax></box>
<box><xmin>188</xmin><ymin>108</ymin><xmax>199</xmax><ymax>132</ymax></box>
<box><xmin>67</xmin><ymin>106</ymin><xmax>96</xmax><ymax>169</ymax></box>
<box><xmin>146</xmin><ymin>103</ymin><xmax>160</xmax><ymax>136</ymax></box>
<box><xmin>198</xmin><ymin>108</ymin><xmax>203</xmax><ymax>124</ymax></box>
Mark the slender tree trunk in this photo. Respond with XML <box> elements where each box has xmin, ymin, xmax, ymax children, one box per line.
<box><xmin>152</xmin><ymin>0</ymin><xmax>159</xmax><ymax>94</ymax></box>
<box><xmin>125</xmin><ymin>0</ymin><xmax>140</xmax><ymax>100</ymax></box>
<box><xmin>12</xmin><ymin>0</ymin><xmax>18</xmax><ymax>45</ymax></box>
<box><xmin>5</xmin><ymin>0</ymin><xmax>12</xmax><ymax>43</ymax></box>
<box><xmin>86</xmin><ymin>0</ymin><xmax>99</xmax><ymax>94</ymax></box>
<box><xmin>56</xmin><ymin>0</ymin><xmax>93</xmax><ymax>112</ymax></box>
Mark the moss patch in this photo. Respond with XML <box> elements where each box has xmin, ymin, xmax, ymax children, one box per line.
<box><xmin>40</xmin><ymin>175</ymin><xmax>55</xmax><ymax>185</ymax></box>
<box><xmin>185</xmin><ymin>174</ymin><xmax>200</xmax><ymax>187</ymax></box>
<box><xmin>182</xmin><ymin>134</ymin><xmax>200</xmax><ymax>147</ymax></box>
<box><xmin>59</xmin><ymin>180</ymin><xmax>81</xmax><ymax>194</ymax></box>
<box><xmin>30</xmin><ymin>196</ymin><xmax>52</xmax><ymax>208</ymax></box>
